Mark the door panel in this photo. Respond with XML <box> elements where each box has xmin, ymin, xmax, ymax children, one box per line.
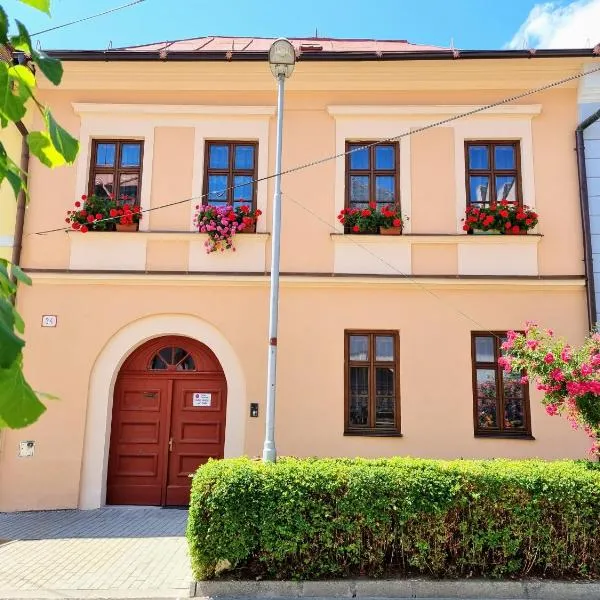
<box><xmin>106</xmin><ymin>378</ymin><xmax>170</xmax><ymax>506</ymax></box>
<box><xmin>165</xmin><ymin>378</ymin><xmax>227</xmax><ymax>506</ymax></box>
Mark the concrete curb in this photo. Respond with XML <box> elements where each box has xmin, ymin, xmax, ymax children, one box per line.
<box><xmin>192</xmin><ymin>579</ymin><xmax>600</xmax><ymax>599</ymax></box>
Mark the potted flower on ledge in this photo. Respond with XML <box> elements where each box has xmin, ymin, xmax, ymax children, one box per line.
<box><xmin>194</xmin><ymin>203</ymin><xmax>261</xmax><ymax>253</ymax></box>
<box><xmin>111</xmin><ymin>196</ymin><xmax>143</xmax><ymax>232</ymax></box>
<box><xmin>462</xmin><ymin>200</ymin><xmax>538</xmax><ymax>235</ymax></box>
<box><xmin>66</xmin><ymin>194</ymin><xmax>143</xmax><ymax>232</ymax></box>
<box><xmin>337</xmin><ymin>203</ymin><xmax>407</xmax><ymax>235</ymax></box>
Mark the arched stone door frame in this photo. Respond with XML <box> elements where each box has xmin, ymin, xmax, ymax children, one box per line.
<box><xmin>79</xmin><ymin>314</ymin><xmax>246</xmax><ymax>509</ymax></box>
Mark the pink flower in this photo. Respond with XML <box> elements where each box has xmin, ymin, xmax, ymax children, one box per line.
<box><xmin>591</xmin><ymin>354</ymin><xmax>600</xmax><ymax>366</ymax></box>
<box><xmin>526</xmin><ymin>340</ymin><xmax>539</xmax><ymax>350</ymax></box>
<box><xmin>545</xmin><ymin>404</ymin><xmax>558</xmax><ymax>416</ymax></box>
<box><xmin>550</xmin><ymin>368</ymin><xmax>565</xmax><ymax>382</ymax></box>
<box><xmin>560</xmin><ymin>347</ymin><xmax>572</xmax><ymax>362</ymax></box>
<box><xmin>520</xmin><ymin>375</ymin><xmax>529</xmax><ymax>385</ymax></box>
<box><xmin>547</xmin><ymin>329</ymin><xmax>554</xmax><ymax>337</ymax></box>
<box><xmin>506</xmin><ymin>330</ymin><xmax>517</xmax><ymax>341</ymax></box>
<box><xmin>498</xmin><ymin>356</ymin><xmax>512</xmax><ymax>373</ymax></box>
<box><xmin>543</xmin><ymin>353</ymin><xmax>554</xmax><ymax>364</ymax></box>
<box><xmin>501</xmin><ymin>340</ymin><xmax>514</xmax><ymax>351</ymax></box>
<box><xmin>581</xmin><ymin>363</ymin><xmax>593</xmax><ymax>376</ymax></box>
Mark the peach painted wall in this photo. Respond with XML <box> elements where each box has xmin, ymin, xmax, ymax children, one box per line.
<box><xmin>0</xmin><ymin>278</ymin><xmax>589</xmax><ymax>511</ymax></box>
<box><xmin>0</xmin><ymin>58</ymin><xmax>593</xmax><ymax>511</ymax></box>
<box><xmin>18</xmin><ymin>84</ymin><xmax>585</xmax><ymax>276</ymax></box>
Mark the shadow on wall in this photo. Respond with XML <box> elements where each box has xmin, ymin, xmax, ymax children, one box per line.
<box><xmin>0</xmin><ymin>506</ymin><xmax>188</xmax><ymax>540</ymax></box>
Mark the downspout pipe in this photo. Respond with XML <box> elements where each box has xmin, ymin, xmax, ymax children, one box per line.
<box><xmin>576</xmin><ymin>108</ymin><xmax>600</xmax><ymax>331</ymax></box>
<box><xmin>10</xmin><ymin>119</ymin><xmax>29</xmax><ymax>305</ymax></box>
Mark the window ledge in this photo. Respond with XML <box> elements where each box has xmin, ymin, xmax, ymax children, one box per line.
<box><xmin>67</xmin><ymin>230</ymin><xmax>270</xmax><ymax>241</ymax></box>
<box><xmin>331</xmin><ymin>233</ymin><xmax>542</xmax><ymax>245</ymax></box>
<box><xmin>344</xmin><ymin>430</ymin><xmax>403</xmax><ymax>437</ymax></box>
<box><xmin>474</xmin><ymin>433</ymin><xmax>536</xmax><ymax>440</ymax></box>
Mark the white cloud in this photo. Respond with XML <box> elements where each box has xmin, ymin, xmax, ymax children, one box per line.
<box><xmin>506</xmin><ymin>0</ymin><xmax>600</xmax><ymax>49</ymax></box>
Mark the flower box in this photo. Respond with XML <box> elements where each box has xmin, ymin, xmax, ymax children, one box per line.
<box><xmin>338</xmin><ymin>203</ymin><xmax>407</xmax><ymax>234</ymax></box>
<box><xmin>116</xmin><ymin>223</ymin><xmax>139</xmax><ymax>232</ymax></box>
<box><xmin>194</xmin><ymin>204</ymin><xmax>262</xmax><ymax>253</ymax></box>
<box><xmin>379</xmin><ymin>226</ymin><xmax>402</xmax><ymax>236</ymax></box>
<box><xmin>67</xmin><ymin>194</ymin><xmax>143</xmax><ymax>233</ymax></box>
<box><xmin>462</xmin><ymin>201</ymin><xmax>538</xmax><ymax>235</ymax></box>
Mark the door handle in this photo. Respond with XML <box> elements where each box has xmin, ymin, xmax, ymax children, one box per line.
<box><xmin>169</xmin><ymin>437</ymin><xmax>173</xmax><ymax>452</ymax></box>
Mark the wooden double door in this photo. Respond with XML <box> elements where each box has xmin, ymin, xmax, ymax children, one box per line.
<box><xmin>107</xmin><ymin>337</ymin><xmax>227</xmax><ymax>506</ymax></box>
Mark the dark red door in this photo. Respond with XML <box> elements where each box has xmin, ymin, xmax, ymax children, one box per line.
<box><xmin>106</xmin><ymin>337</ymin><xmax>227</xmax><ymax>506</ymax></box>
<box><xmin>165</xmin><ymin>378</ymin><xmax>227</xmax><ymax>505</ymax></box>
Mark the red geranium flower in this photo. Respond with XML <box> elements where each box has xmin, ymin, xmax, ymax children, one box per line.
<box><xmin>352</xmin><ymin>225</ymin><xmax>360</xmax><ymax>232</ymax></box>
<box><xmin>81</xmin><ymin>195</ymin><xmax>87</xmax><ymax>201</ymax></box>
<box><xmin>74</xmin><ymin>201</ymin><xmax>81</xmax><ymax>208</ymax></box>
<box><xmin>87</xmin><ymin>215</ymin><xmax>95</xmax><ymax>223</ymax></box>
<box><xmin>80</xmin><ymin>225</ymin><xmax>88</xmax><ymax>233</ymax></box>
<box><xmin>392</xmin><ymin>218</ymin><xmax>401</xmax><ymax>227</ymax></box>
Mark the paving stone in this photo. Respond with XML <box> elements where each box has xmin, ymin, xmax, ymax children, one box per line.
<box><xmin>0</xmin><ymin>507</ymin><xmax>191</xmax><ymax>598</ymax></box>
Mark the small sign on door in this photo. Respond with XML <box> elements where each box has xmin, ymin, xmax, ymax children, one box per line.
<box><xmin>193</xmin><ymin>392</ymin><xmax>211</xmax><ymax>407</ymax></box>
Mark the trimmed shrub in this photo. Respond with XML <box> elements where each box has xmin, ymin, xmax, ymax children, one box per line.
<box><xmin>186</xmin><ymin>457</ymin><xmax>600</xmax><ymax>580</ymax></box>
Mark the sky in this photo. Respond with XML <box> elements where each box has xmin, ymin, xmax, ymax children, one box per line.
<box><xmin>4</xmin><ymin>0</ymin><xmax>600</xmax><ymax>51</ymax></box>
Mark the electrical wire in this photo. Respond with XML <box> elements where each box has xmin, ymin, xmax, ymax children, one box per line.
<box><xmin>30</xmin><ymin>0</ymin><xmax>147</xmax><ymax>37</ymax></box>
<box><xmin>29</xmin><ymin>62</ymin><xmax>600</xmax><ymax>237</ymax></box>
<box><xmin>282</xmin><ymin>190</ymin><xmax>505</xmax><ymax>340</ymax></box>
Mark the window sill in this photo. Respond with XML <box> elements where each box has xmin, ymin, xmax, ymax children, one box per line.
<box><xmin>474</xmin><ymin>433</ymin><xmax>536</xmax><ymax>440</ymax></box>
<box><xmin>344</xmin><ymin>430</ymin><xmax>403</xmax><ymax>437</ymax></box>
<box><xmin>330</xmin><ymin>233</ymin><xmax>542</xmax><ymax>245</ymax></box>
<box><xmin>67</xmin><ymin>230</ymin><xmax>269</xmax><ymax>241</ymax></box>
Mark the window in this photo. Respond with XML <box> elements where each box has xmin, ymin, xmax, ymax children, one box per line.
<box><xmin>345</xmin><ymin>142</ymin><xmax>399</xmax><ymax>210</ymax></box>
<box><xmin>465</xmin><ymin>141</ymin><xmax>521</xmax><ymax>207</ymax></box>
<box><xmin>89</xmin><ymin>140</ymin><xmax>143</xmax><ymax>204</ymax></box>
<box><xmin>203</xmin><ymin>141</ymin><xmax>257</xmax><ymax>209</ymax></box>
<box><xmin>149</xmin><ymin>346</ymin><xmax>196</xmax><ymax>371</ymax></box>
<box><xmin>344</xmin><ymin>331</ymin><xmax>400</xmax><ymax>435</ymax></box>
<box><xmin>471</xmin><ymin>332</ymin><xmax>531</xmax><ymax>437</ymax></box>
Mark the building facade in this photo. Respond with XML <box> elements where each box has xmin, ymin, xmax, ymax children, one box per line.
<box><xmin>0</xmin><ymin>38</ymin><xmax>598</xmax><ymax>511</ymax></box>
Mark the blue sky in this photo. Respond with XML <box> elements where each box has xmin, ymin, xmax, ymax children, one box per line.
<box><xmin>5</xmin><ymin>0</ymin><xmax>600</xmax><ymax>51</ymax></box>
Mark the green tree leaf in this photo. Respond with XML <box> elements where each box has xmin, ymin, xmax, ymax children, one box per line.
<box><xmin>32</xmin><ymin>50</ymin><xmax>63</xmax><ymax>86</ymax></box>
<box><xmin>11</xmin><ymin>264</ymin><xmax>32</xmax><ymax>286</ymax></box>
<box><xmin>10</xmin><ymin>21</ymin><xmax>33</xmax><ymax>54</ymax></box>
<box><xmin>0</xmin><ymin>298</ymin><xmax>25</xmax><ymax>368</ymax></box>
<box><xmin>18</xmin><ymin>0</ymin><xmax>51</xmax><ymax>15</ymax></box>
<box><xmin>0</xmin><ymin>6</ymin><xmax>8</xmax><ymax>41</ymax></box>
<box><xmin>27</xmin><ymin>130</ymin><xmax>66</xmax><ymax>167</ymax></box>
<box><xmin>0</xmin><ymin>62</ymin><xmax>27</xmax><ymax>123</ymax></box>
<box><xmin>12</xmin><ymin>306</ymin><xmax>25</xmax><ymax>334</ymax></box>
<box><xmin>0</xmin><ymin>145</ymin><xmax>26</xmax><ymax>199</ymax></box>
<box><xmin>9</xmin><ymin>64</ymin><xmax>36</xmax><ymax>94</ymax></box>
<box><xmin>45</xmin><ymin>110</ymin><xmax>78</xmax><ymax>163</ymax></box>
<box><xmin>0</xmin><ymin>357</ymin><xmax>46</xmax><ymax>429</ymax></box>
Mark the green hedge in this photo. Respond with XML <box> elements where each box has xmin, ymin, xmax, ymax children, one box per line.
<box><xmin>186</xmin><ymin>457</ymin><xmax>600</xmax><ymax>580</ymax></box>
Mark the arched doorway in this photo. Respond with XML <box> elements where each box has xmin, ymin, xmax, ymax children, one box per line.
<box><xmin>106</xmin><ymin>335</ymin><xmax>227</xmax><ymax>506</ymax></box>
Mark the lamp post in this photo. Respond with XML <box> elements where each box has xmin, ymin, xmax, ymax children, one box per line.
<box><xmin>263</xmin><ymin>38</ymin><xmax>296</xmax><ymax>463</ymax></box>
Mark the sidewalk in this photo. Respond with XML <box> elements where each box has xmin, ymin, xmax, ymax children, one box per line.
<box><xmin>0</xmin><ymin>506</ymin><xmax>192</xmax><ymax>599</ymax></box>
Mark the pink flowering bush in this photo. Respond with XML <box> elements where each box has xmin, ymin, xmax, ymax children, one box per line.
<box><xmin>194</xmin><ymin>204</ymin><xmax>261</xmax><ymax>253</ymax></box>
<box><xmin>500</xmin><ymin>324</ymin><xmax>600</xmax><ymax>454</ymax></box>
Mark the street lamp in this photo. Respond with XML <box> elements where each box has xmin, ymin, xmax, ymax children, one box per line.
<box><xmin>263</xmin><ymin>38</ymin><xmax>296</xmax><ymax>463</ymax></box>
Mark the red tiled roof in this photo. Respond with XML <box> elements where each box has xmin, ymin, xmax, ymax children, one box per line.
<box><xmin>117</xmin><ymin>36</ymin><xmax>447</xmax><ymax>54</ymax></box>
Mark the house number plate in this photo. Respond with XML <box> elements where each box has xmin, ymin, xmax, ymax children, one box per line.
<box><xmin>193</xmin><ymin>393</ymin><xmax>211</xmax><ymax>407</ymax></box>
